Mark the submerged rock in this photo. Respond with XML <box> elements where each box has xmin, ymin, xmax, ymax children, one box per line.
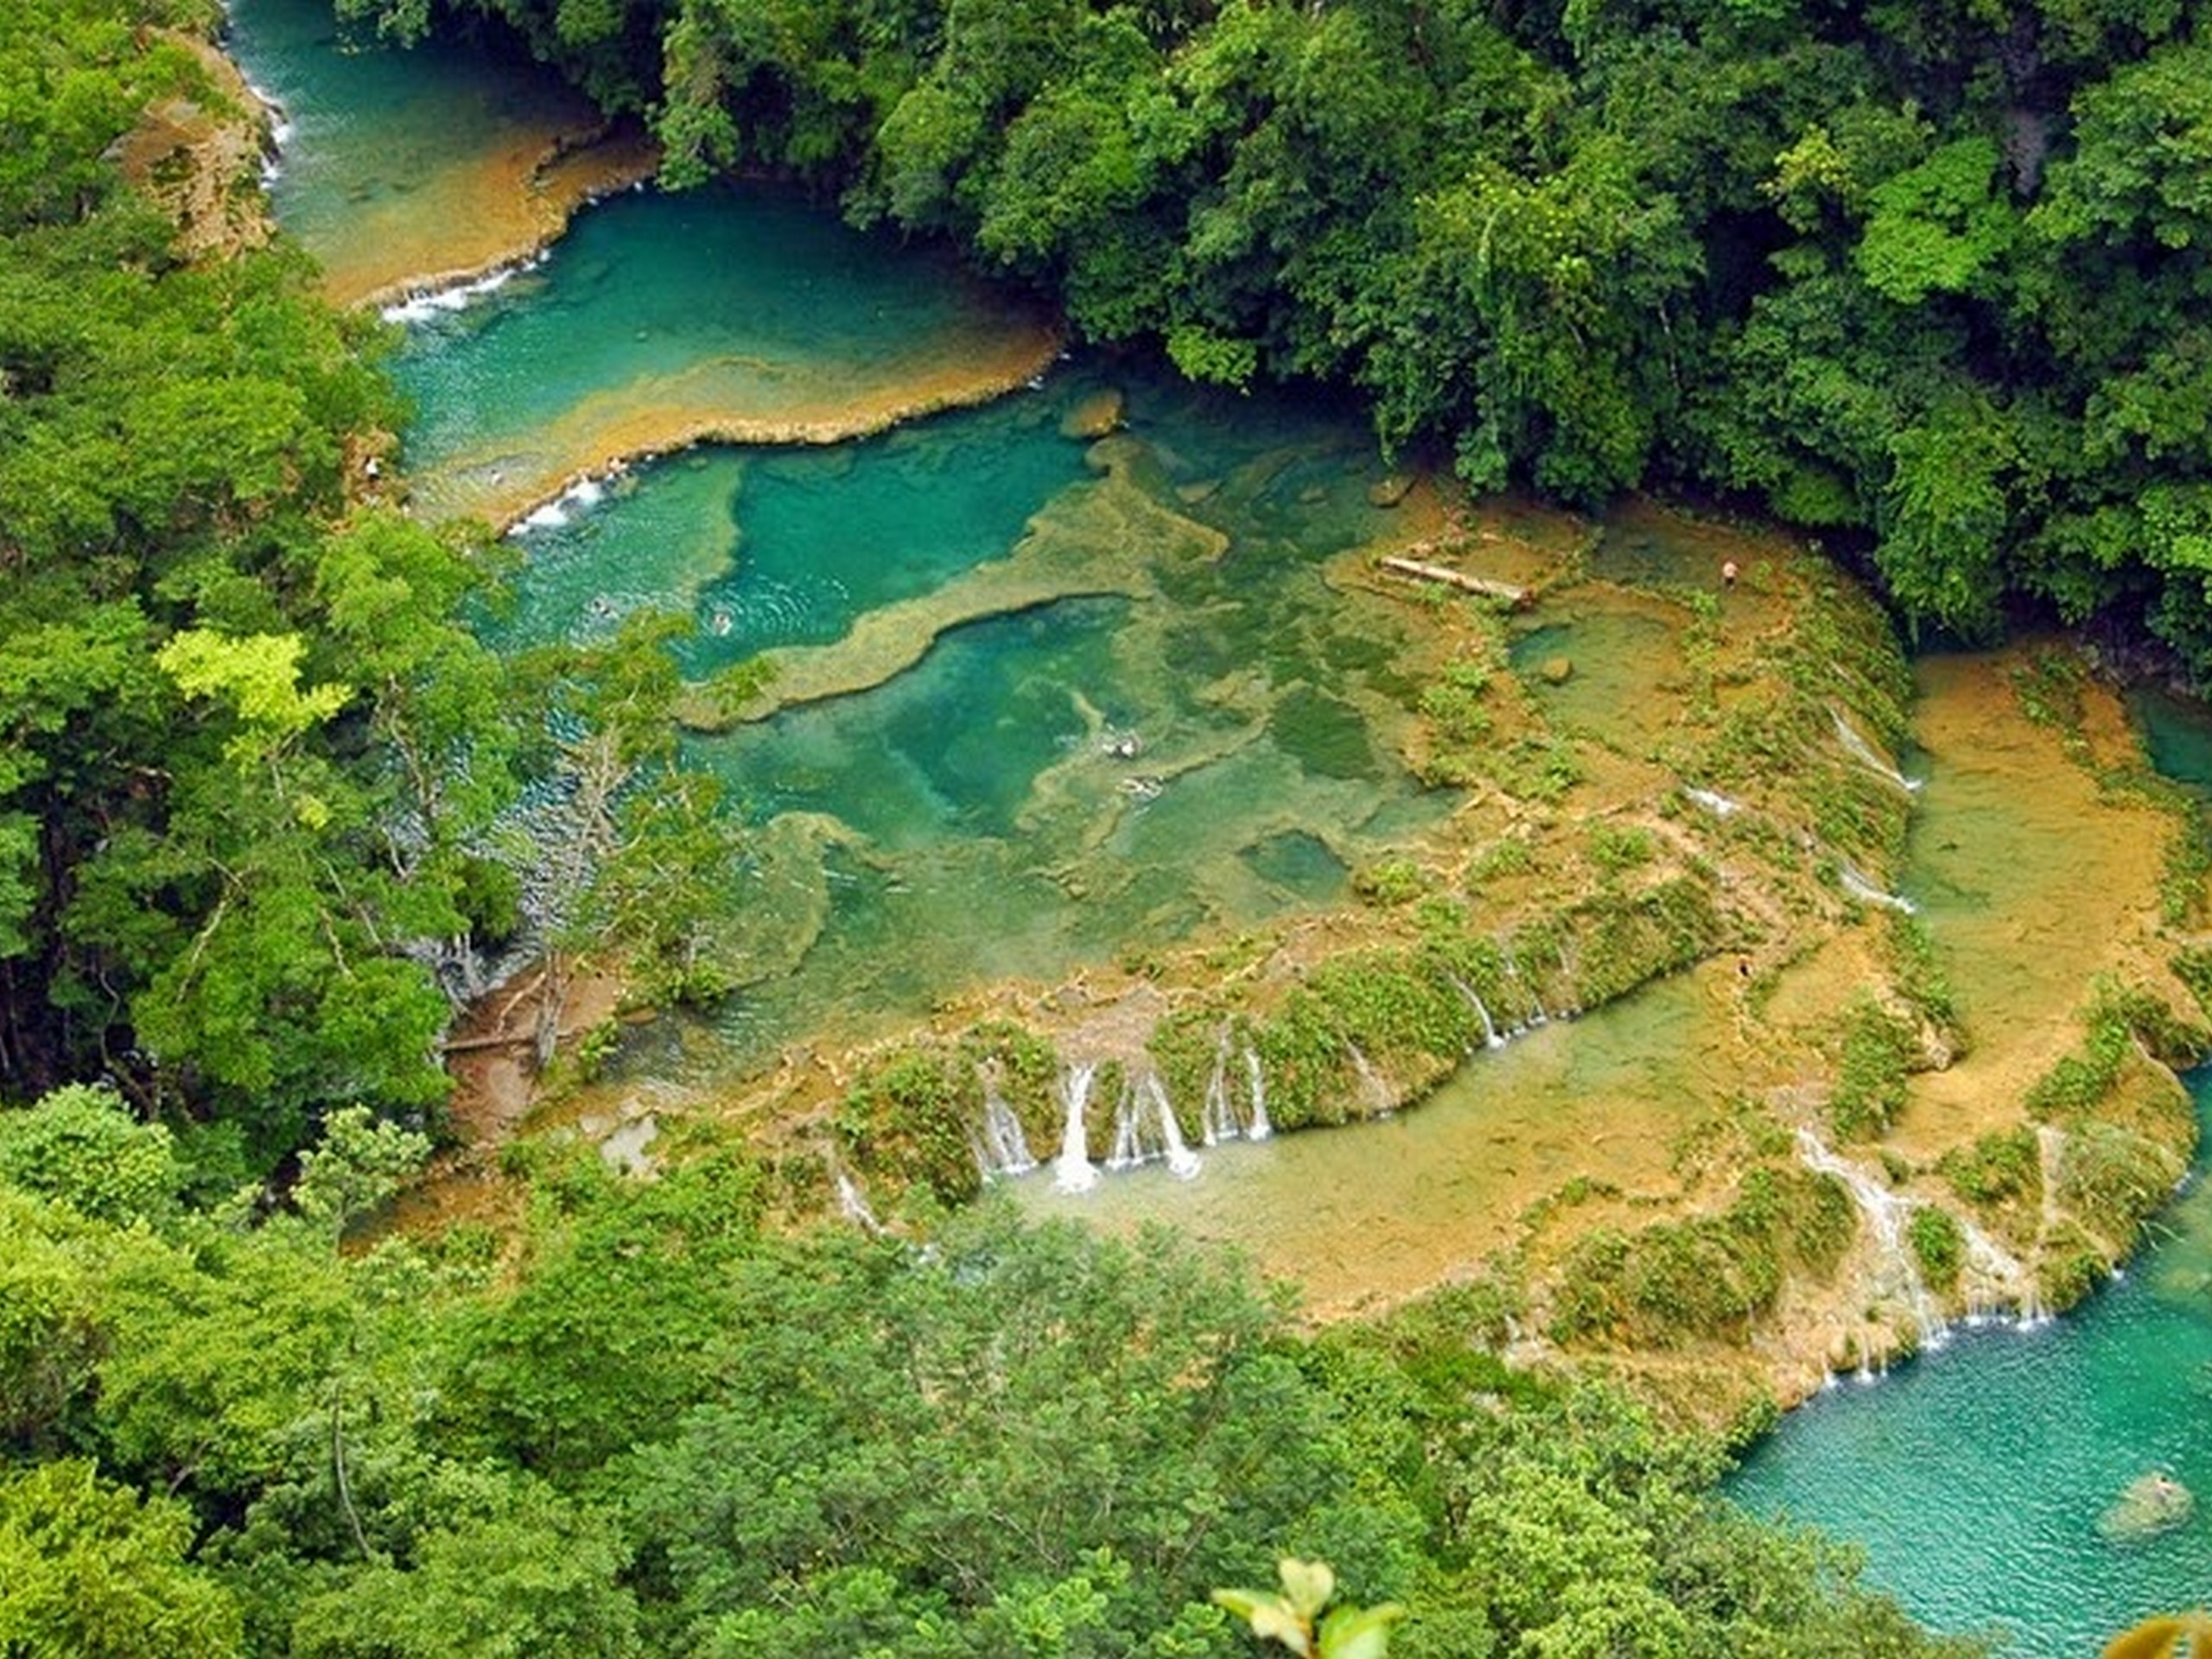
<box><xmin>1539</xmin><ymin>655</ymin><xmax>1574</xmax><ymax>685</ymax></box>
<box><xmin>1367</xmin><ymin>472</ymin><xmax>1414</xmax><ymax>507</ymax></box>
<box><xmin>2099</xmin><ymin>1471</ymin><xmax>2194</xmax><ymax>1541</ymax></box>
<box><xmin>1060</xmin><ymin>387</ymin><xmax>1125</xmax><ymax>439</ymax></box>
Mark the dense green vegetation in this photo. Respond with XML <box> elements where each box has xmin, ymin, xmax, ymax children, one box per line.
<box><xmin>0</xmin><ymin>3</ymin><xmax>2187</xmax><ymax>1649</ymax></box>
<box><xmin>0</xmin><ymin>0</ymin><xmax>741</xmax><ymax>1164</ymax></box>
<box><xmin>0</xmin><ymin>1084</ymin><xmax>1976</xmax><ymax>1655</ymax></box>
<box><xmin>359</xmin><ymin>0</ymin><xmax>2212</xmax><ymax>676</ymax></box>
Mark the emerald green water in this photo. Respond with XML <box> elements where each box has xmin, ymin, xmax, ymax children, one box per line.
<box><xmin>482</xmin><ymin>393</ymin><xmax>1086</xmax><ymax>656</ymax></box>
<box><xmin>230</xmin><ymin>0</ymin><xmax>1440</xmax><ymax>1072</ymax></box>
<box><xmin>667</xmin><ymin>365</ymin><xmax>1446</xmax><ymax>1059</ymax></box>
<box><xmin>385</xmin><ymin>183</ymin><xmax>1048</xmax><ymax>523</ymax></box>
<box><xmin>1727</xmin><ymin>1079</ymin><xmax>2212</xmax><ymax>1653</ymax></box>
<box><xmin>223</xmin><ymin>0</ymin><xmax>605</xmax><ymax>302</ymax></box>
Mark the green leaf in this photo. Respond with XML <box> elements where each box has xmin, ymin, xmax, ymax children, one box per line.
<box><xmin>1319</xmin><ymin>1602</ymin><xmax>1408</xmax><ymax>1659</ymax></box>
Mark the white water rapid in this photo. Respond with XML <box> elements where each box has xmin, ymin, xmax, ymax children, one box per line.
<box><xmin>1052</xmin><ymin>1062</ymin><xmax>1099</xmax><ymax>1192</ymax></box>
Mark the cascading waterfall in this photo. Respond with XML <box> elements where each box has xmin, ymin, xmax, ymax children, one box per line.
<box><xmin>1048</xmin><ymin>1044</ymin><xmax>1268</xmax><ymax>1188</ymax></box>
<box><xmin>1200</xmin><ymin>1036</ymin><xmax>1242</xmax><ymax>1145</ymax></box>
<box><xmin>1838</xmin><ymin>861</ymin><xmax>1917</xmax><ymax>914</ymax></box>
<box><xmin>1796</xmin><ymin>1128</ymin><xmax>1944</xmax><ymax>1357</ymax></box>
<box><xmin>1831</xmin><ymin>707</ymin><xmax>1923</xmax><ymax>793</ymax></box>
<box><xmin>1449</xmin><ymin>974</ymin><xmax>1506</xmax><ymax>1050</ymax></box>
<box><xmin>975</xmin><ymin>1070</ymin><xmax>1036</xmax><ymax>1178</ymax></box>
<box><xmin>1346</xmin><ymin>1042</ymin><xmax>1392</xmax><ymax>1113</ymax></box>
<box><xmin>1107</xmin><ymin>1077</ymin><xmax>1145</xmax><ymax>1169</ymax></box>
<box><xmin>1502</xmin><ymin>949</ymin><xmax>1548</xmax><ymax>1029</ymax></box>
<box><xmin>1103</xmin><ymin>1071</ymin><xmax>1202</xmax><ymax>1178</ymax></box>
<box><xmin>1147</xmin><ymin>1073</ymin><xmax>1203</xmax><ymax>1179</ymax></box>
<box><xmin>835</xmin><ymin>1168</ymin><xmax>884</xmax><ymax>1235</ymax></box>
<box><xmin>1243</xmin><ymin>1046</ymin><xmax>1272</xmax><ymax>1140</ymax></box>
<box><xmin>1684</xmin><ymin>785</ymin><xmax>1743</xmax><ymax>818</ymax></box>
<box><xmin>2021</xmin><ymin>1122</ymin><xmax>2072</xmax><ymax>1326</ymax></box>
<box><xmin>1052</xmin><ymin>1062</ymin><xmax>1098</xmax><ymax>1192</ymax></box>
<box><xmin>1955</xmin><ymin>1213</ymin><xmax>2035</xmax><ymax>1325</ymax></box>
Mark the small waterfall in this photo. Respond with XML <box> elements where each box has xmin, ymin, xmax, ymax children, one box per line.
<box><xmin>1201</xmin><ymin>1038</ymin><xmax>1239</xmax><ymax>1145</ymax></box>
<box><xmin>1347</xmin><ymin>1043</ymin><xmax>1392</xmax><ymax>1112</ymax></box>
<box><xmin>1052</xmin><ymin>1063</ymin><xmax>1098</xmax><ymax>1193</ymax></box>
<box><xmin>1838</xmin><ymin>861</ymin><xmax>1917</xmax><ymax>914</ymax></box>
<box><xmin>1831</xmin><ymin>708</ymin><xmax>1923</xmax><ymax>793</ymax></box>
<box><xmin>835</xmin><ymin>1169</ymin><xmax>884</xmax><ymax>1236</ymax></box>
<box><xmin>380</xmin><ymin>253</ymin><xmax>545</xmax><ymax>327</ymax></box>
<box><xmin>1502</xmin><ymin>950</ymin><xmax>1547</xmax><ymax>1029</ymax></box>
<box><xmin>1106</xmin><ymin>1078</ymin><xmax>1146</xmax><ymax>1169</ymax></box>
<box><xmin>1146</xmin><ymin>1074</ymin><xmax>1203</xmax><ymax>1179</ymax></box>
<box><xmin>976</xmin><ymin>1071</ymin><xmax>1035</xmax><ymax>1178</ymax></box>
<box><xmin>1449</xmin><ymin>975</ymin><xmax>1506</xmax><ymax>1049</ymax></box>
<box><xmin>1243</xmin><ymin>1046</ymin><xmax>1273</xmax><ymax>1140</ymax></box>
<box><xmin>1102</xmin><ymin>1072</ymin><xmax>1203</xmax><ymax>1178</ymax></box>
<box><xmin>1684</xmin><ymin>785</ymin><xmax>1742</xmax><ymax>818</ymax></box>
<box><xmin>1958</xmin><ymin>1214</ymin><xmax>2032</xmax><ymax>1319</ymax></box>
<box><xmin>2021</xmin><ymin>1124</ymin><xmax>2071</xmax><ymax>1326</ymax></box>
<box><xmin>1796</xmin><ymin>1128</ymin><xmax>1944</xmax><ymax>1351</ymax></box>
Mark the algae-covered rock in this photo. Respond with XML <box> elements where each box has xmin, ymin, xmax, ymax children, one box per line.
<box><xmin>1060</xmin><ymin>387</ymin><xmax>1125</xmax><ymax>439</ymax></box>
<box><xmin>1540</xmin><ymin>655</ymin><xmax>1574</xmax><ymax>685</ymax></box>
<box><xmin>1368</xmin><ymin>473</ymin><xmax>1414</xmax><ymax>508</ymax></box>
<box><xmin>2099</xmin><ymin>1471</ymin><xmax>2194</xmax><ymax>1541</ymax></box>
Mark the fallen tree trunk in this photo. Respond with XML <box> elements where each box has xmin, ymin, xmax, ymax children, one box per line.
<box><xmin>1378</xmin><ymin>556</ymin><xmax>1530</xmax><ymax>606</ymax></box>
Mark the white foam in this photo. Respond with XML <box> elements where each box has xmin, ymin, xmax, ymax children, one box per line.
<box><xmin>380</xmin><ymin>254</ymin><xmax>543</xmax><ymax>325</ymax></box>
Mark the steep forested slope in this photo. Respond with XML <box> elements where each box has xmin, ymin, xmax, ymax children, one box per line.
<box><xmin>0</xmin><ymin>0</ymin><xmax>747</xmax><ymax>1159</ymax></box>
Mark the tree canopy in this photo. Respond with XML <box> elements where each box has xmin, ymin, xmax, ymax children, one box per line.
<box><xmin>348</xmin><ymin>0</ymin><xmax>2212</xmax><ymax>671</ymax></box>
<box><xmin>0</xmin><ymin>0</ymin><xmax>743</xmax><ymax>1162</ymax></box>
<box><xmin>0</xmin><ymin>1083</ymin><xmax>1976</xmax><ymax>1655</ymax></box>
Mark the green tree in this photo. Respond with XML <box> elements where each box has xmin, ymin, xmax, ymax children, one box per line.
<box><xmin>0</xmin><ymin>1083</ymin><xmax>179</xmax><ymax>1224</ymax></box>
<box><xmin>0</xmin><ymin>1459</ymin><xmax>243</xmax><ymax>1657</ymax></box>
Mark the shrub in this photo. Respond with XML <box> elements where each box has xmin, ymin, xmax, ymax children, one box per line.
<box><xmin>1906</xmin><ymin>1206</ymin><xmax>1963</xmax><ymax>1294</ymax></box>
<box><xmin>1939</xmin><ymin>1127</ymin><xmax>2040</xmax><ymax>1210</ymax></box>
<box><xmin>837</xmin><ymin>1048</ymin><xmax>980</xmax><ymax>1205</ymax></box>
<box><xmin>1828</xmin><ymin>996</ymin><xmax>1916</xmax><ymax>1141</ymax></box>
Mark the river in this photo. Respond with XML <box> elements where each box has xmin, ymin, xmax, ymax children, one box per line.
<box><xmin>225</xmin><ymin>2</ymin><xmax>2212</xmax><ymax>1649</ymax></box>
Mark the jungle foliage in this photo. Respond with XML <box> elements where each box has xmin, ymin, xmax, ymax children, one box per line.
<box><xmin>359</xmin><ymin>0</ymin><xmax>2212</xmax><ymax>677</ymax></box>
<box><xmin>0</xmin><ymin>0</ymin><xmax>741</xmax><ymax>1162</ymax></box>
<box><xmin>0</xmin><ymin>1084</ymin><xmax>1980</xmax><ymax>1656</ymax></box>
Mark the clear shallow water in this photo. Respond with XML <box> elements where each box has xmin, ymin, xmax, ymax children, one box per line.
<box><xmin>652</xmin><ymin>365</ymin><xmax>1447</xmax><ymax>1062</ymax></box>
<box><xmin>387</xmin><ymin>183</ymin><xmax>1052</xmax><ymax>523</ymax></box>
<box><xmin>461</xmin><ymin>330</ymin><xmax>1442</xmax><ymax>1066</ymax></box>
<box><xmin>1015</xmin><ymin>971</ymin><xmax>1737</xmax><ymax>1316</ymax></box>
<box><xmin>233</xmin><ymin>0</ymin><xmax>1437</xmax><ymax>1077</ymax></box>
<box><xmin>224</xmin><ymin>0</ymin><xmax>611</xmax><ymax>304</ymax></box>
<box><xmin>483</xmin><ymin>392</ymin><xmax>1088</xmax><ymax>658</ymax></box>
<box><xmin>1726</xmin><ymin>689</ymin><xmax>2212</xmax><ymax>1654</ymax></box>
